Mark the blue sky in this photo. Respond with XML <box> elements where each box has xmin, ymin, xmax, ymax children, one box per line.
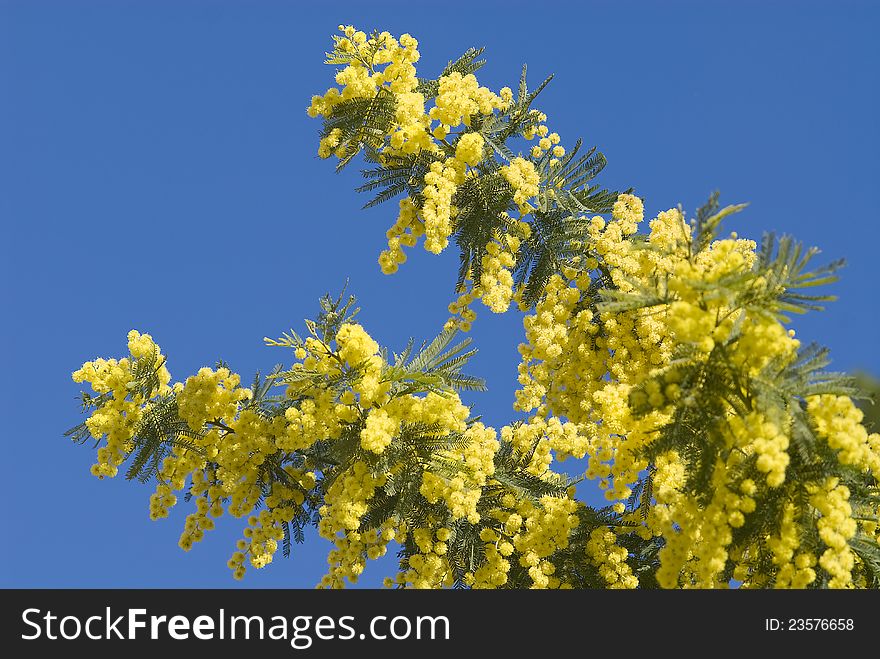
<box><xmin>2</xmin><ymin>0</ymin><xmax>878</xmax><ymax>588</ymax></box>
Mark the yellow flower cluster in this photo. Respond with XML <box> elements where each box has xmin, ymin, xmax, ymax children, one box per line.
<box><xmin>239</xmin><ymin>510</ymin><xmax>285</xmax><ymax>571</ymax></box>
<box><xmin>514</xmin><ymin>274</ymin><xmax>583</xmax><ymax>414</ymax></box>
<box><xmin>509</xmin><ymin>190</ymin><xmax>880</xmax><ymax>588</ymax></box>
<box><xmin>422</xmin><ymin>158</ymin><xmax>465</xmax><ymax>254</ymax></box>
<box><xmin>310</xmin><ymin>27</ymin><xmax>521</xmax><ymax>276</ymax></box>
<box><xmin>219</xmin><ymin>410</ymin><xmax>283</xmax><ymax>516</ymax></box>
<box><xmin>227</xmin><ymin>474</ymin><xmax>309</xmax><ymax>579</ymax></box>
<box><xmin>809</xmin><ymin>477</ymin><xmax>858</xmax><ymax>588</ymax></box>
<box><xmin>323</xmin><ymin>522</ymin><xmax>398</xmax><ymax>588</ymax></box>
<box><xmin>445</xmin><ymin>287</ymin><xmax>479</xmax><ymax>333</ymax></box>
<box><xmin>611</xmin><ymin>193</ymin><xmax>644</xmax><ymax>235</ymax></box>
<box><xmin>72</xmin><ymin>330</ymin><xmax>170</xmax><ymax>478</ymax></box>
<box><xmin>501</xmin><ymin>416</ymin><xmax>592</xmax><ymax>478</ymax></box>
<box><xmin>420</xmin><ymin>473</ymin><xmax>478</xmax><ymax>522</ymax></box>
<box><xmin>767</xmin><ymin>503</ymin><xmax>818</xmax><ymax>588</ymax></box>
<box><xmin>235</xmin><ymin>476</ymin><xmax>315</xmax><ymax>579</ymax></box>
<box><xmin>429</xmin><ymin>72</ymin><xmax>508</xmax><ymax>129</ymax></box>
<box><xmin>653</xmin><ymin>455</ymin><xmax>758</xmax><ymax>588</ymax></box>
<box><xmin>420</xmin><ymin>421</ymin><xmax>496</xmax><ymax>523</ymax></box>
<box><xmin>308</xmin><ymin>27</ymin><xmax>423</xmax><ymax>157</ymax></box>
<box><xmin>528</xmin><ymin>125</ymin><xmax>563</xmax><ymax>162</ymax></box>
<box><xmin>446</xmin><ymin>240</ymin><xmax>524</xmax><ymax>333</ymax></box>
<box><xmin>382</xmin><ymin>134</ymin><xmax>495</xmax><ymax>265</ymax></box>
<box><xmin>728</xmin><ymin>412</ymin><xmax>790</xmax><ymax>488</ymax></box>
<box><xmin>379</xmin><ymin>198</ymin><xmax>424</xmax><ymax>274</ymax></box>
<box><xmin>394</xmin><ymin>528</ymin><xmax>454</xmax><ymax>589</ymax></box>
<box><xmin>390</xmin><ymin>89</ymin><xmax>433</xmax><ymax>155</ymax></box>
<box><xmin>501</xmin><ymin>157</ymin><xmax>540</xmax><ymax>215</ymax></box>
<box><xmin>477</xmin><ymin>234</ymin><xmax>518</xmax><ymax>312</ymax></box>
<box><xmin>591</xmin><ymin>384</ymin><xmax>672</xmax><ymax>502</ymax></box>
<box><xmin>520</xmin><ymin>114</ymin><xmax>558</xmax><ymax>161</ymax></box>
<box><xmin>318</xmin><ymin>461</ymin><xmax>384</xmax><ymax>539</ymax></box>
<box><xmin>336</xmin><ymin>323</ymin><xmax>390</xmax><ymax>407</ymax></box>
<box><xmin>74</xmin><ymin>331</ymin><xmax>286</xmax><ymax>577</ymax></box>
<box><xmin>444</xmin><ymin>224</ymin><xmax>529</xmax><ymax>331</ymax></box>
<box><xmin>665</xmin><ymin>300</ymin><xmax>717</xmax><ymax>351</ymax></box>
<box><xmin>728</xmin><ymin>316</ymin><xmax>800</xmax><ymax>374</ymax></box>
<box><xmin>858</xmin><ymin>504</ymin><xmax>880</xmax><ymax>566</ymax></box>
<box><xmin>292</xmin><ymin>323</ymin><xmax>486</xmax><ymax>587</ymax></box>
<box><xmin>642</xmin><ymin>450</ymin><xmax>685</xmax><ymax>539</ymax></box>
<box><xmin>454</xmin><ymin>132</ymin><xmax>485</xmax><ymax>167</ymax></box>
<box><xmin>153</xmin><ymin>402</ymin><xmax>287</xmax><ymax>566</ymax></box>
<box><xmin>471</xmin><ymin>541</ymin><xmax>512</xmax><ymax>588</ymax></box>
<box><xmin>149</xmin><ymin>483</ymin><xmax>177</xmax><ymax>521</ymax></box>
<box><xmin>585</xmin><ymin>527</ymin><xmax>638</xmax><ymax>588</ymax></box>
<box><xmin>282</xmin><ymin>393</ymin><xmax>348</xmax><ymax>451</ymax></box>
<box><xmin>178</xmin><ymin>496</ymin><xmax>213</xmax><ymax>550</ymax></box>
<box><xmin>513</xmin><ymin>496</ymin><xmax>580</xmax><ymax>588</ymax></box>
<box><xmin>807</xmin><ymin>394</ymin><xmax>880</xmax><ymax>479</ymax></box>
<box><xmin>360</xmin><ymin>408</ymin><xmax>398</xmax><ymax>453</ymax></box>
<box><xmin>458</xmin><ymin>423</ymin><xmax>499</xmax><ymax>484</ymax></box>
<box><xmin>514</xmin><ymin>197</ymin><xmax>677</xmax><ymax>428</ymax></box>
<box><xmin>317</xmin><ymin>128</ymin><xmax>342</xmax><ymax>159</ymax></box>
<box><xmin>76</xmin><ymin>321</ymin><xmax>486</xmax><ymax>587</ymax></box>
<box><xmin>176</xmin><ymin>367</ymin><xmax>251</xmax><ymax>432</ymax></box>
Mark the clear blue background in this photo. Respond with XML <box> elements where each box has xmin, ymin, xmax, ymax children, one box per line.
<box><xmin>2</xmin><ymin>0</ymin><xmax>878</xmax><ymax>588</ymax></box>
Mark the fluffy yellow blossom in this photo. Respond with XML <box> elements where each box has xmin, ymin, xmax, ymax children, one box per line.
<box><xmin>320</xmin><ymin>520</ymin><xmax>397</xmax><ymax>588</ymax></box>
<box><xmin>422</xmin><ymin>158</ymin><xmax>465</xmax><ymax>254</ymax></box>
<box><xmin>72</xmin><ymin>330</ymin><xmax>173</xmax><ymax>478</ymax></box>
<box><xmin>586</xmin><ymin>527</ymin><xmax>639</xmax><ymax>588</ymax></box>
<box><xmin>361</xmin><ymin>408</ymin><xmax>399</xmax><ymax>453</ymax></box>
<box><xmin>379</xmin><ymin>198</ymin><xmax>425</xmax><ymax>274</ymax></box>
<box><xmin>308</xmin><ymin>27</ymin><xmax>427</xmax><ymax>160</ymax></box>
<box><xmin>768</xmin><ymin>503</ymin><xmax>817</xmax><ymax>588</ymax></box>
<box><xmin>501</xmin><ymin>157</ymin><xmax>540</xmax><ymax>214</ymax></box>
<box><xmin>513</xmin><ymin>496</ymin><xmax>580</xmax><ymax>588</ymax></box>
<box><xmin>808</xmin><ymin>395</ymin><xmax>880</xmax><ymax>479</ymax></box>
<box><xmin>809</xmin><ymin>478</ymin><xmax>858</xmax><ymax>588</ymax></box>
<box><xmin>420</xmin><ymin>421</ymin><xmax>495</xmax><ymax>523</ymax></box>
<box><xmin>478</xmin><ymin>238</ymin><xmax>517</xmax><ymax>313</ymax></box>
<box><xmin>429</xmin><ymin>72</ymin><xmax>506</xmax><ymax>128</ymax></box>
<box><xmin>317</xmin><ymin>128</ymin><xmax>343</xmax><ymax>158</ymax></box>
<box><xmin>611</xmin><ymin>193</ymin><xmax>644</xmax><ymax>235</ymax></box>
<box><xmin>319</xmin><ymin>461</ymin><xmax>384</xmax><ymax>538</ymax></box>
<box><xmin>727</xmin><ymin>411</ymin><xmax>790</xmax><ymax>487</ymax></box>
<box><xmin>176</xmin><ymin>367</ymin><xmax>251</xmax><ymax>432</ymax></box>
<box><xmin>454</xmin><ymin>132</ymin><xmax>485</xmax><ymax>167</ymax></box>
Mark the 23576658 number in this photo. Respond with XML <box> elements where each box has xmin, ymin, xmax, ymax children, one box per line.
<box><xmin>787</xmin><ymin>619</ymin><xmax>853</xmax><ymax>631</ymax></box>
